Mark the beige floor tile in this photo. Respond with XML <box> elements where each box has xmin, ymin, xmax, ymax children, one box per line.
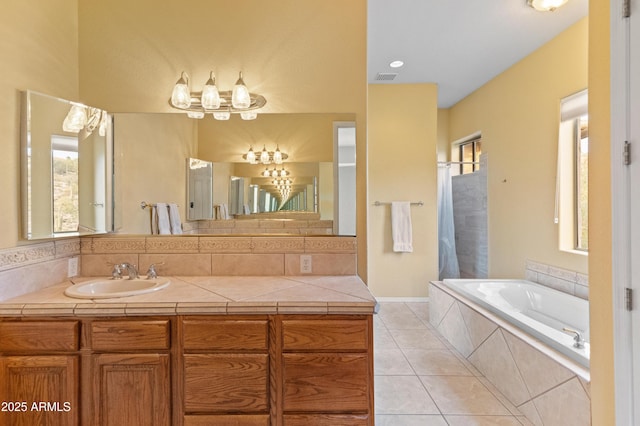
<box><xmin>444</xmin><ymin>415</ymin><xmax>523</xmax><ymax>425</ymax></box>
<box><xmin>375</xmin><ymin>348</ymin><xmax>415</xmax><ymax>375</ymax></box>
<box><xmin>405</xmin><ymin>301</ymin><xmax>431</xmax><ymax>323</ymax></box>
<box><xmin>391</xmin><ymin>328</ymin><xmax>447</xmax><ymax>350</ymax></box>
<box><xmin>403</xmin><ymin>348</ymin><xmax>473</xmax><ymax>376</ymax></box>
<box><xmin>377</xmin><ymin>302</ymin><xmax>427</xmax><ymax>330</ymax></box>
<box><xmin>374</xmin><ymin>375</ymin><xmax>440</xmax><ymax>415</ymax></box>
<box><xmin>376</xmin><ymin>414</ymin><xmax>448</xmax><ymax>425</ymax></box>
<box><xmin>375</xmin><ymin>325</ymin><xmax>400</xmax><ymax>349</ymax></box>
<box><xmin>421</xmin><ymin>376</ymin><xmax>511</xmax><ymax>416</ymax></box>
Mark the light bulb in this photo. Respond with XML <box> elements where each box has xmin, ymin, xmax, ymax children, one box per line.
<box><xmin>246</xmin><ymin>147</ymin><xmax>256</xmax><ymax>164</ymax></box>
<box><xmin>232</xmin><ymin>72</ymin><xmax>251</xmax><ymax>109</ymax></box>
<box><xmin>260</xmin><ymin>146</ymin><xmax>270</xmax><ymax>164</ymax></box>
<box><xmin>273</xmin><ymin>146</ymin><xmax>283</xmax><ymax>164</ymax></box>
<box><xmin>187</xmin><ymin>111</ymin><xmax>205</xmax><ymax>119</ymax></box>
<box><xmin>213</xmin><ymin>111</ymin><xmax>230</xmax><ymax>120</ymax></box>
<box><xmin>171</xmin><ymin>72</ymin><xmax>191</xmax><ymax>109</ymax></box>
<box><xmin>201</xmin><ymin>71</ymin><xmax>221</xmax><ymax>109</ymax></box>
<box><xmin>241</xmin><ymin>111</ymin><xmax>257</xmax><ymax>120</ymax></box>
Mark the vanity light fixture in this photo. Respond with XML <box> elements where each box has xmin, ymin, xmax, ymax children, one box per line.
<box><xmin>169</xmin><ymin>71</ymin><xmax>266</xmax><ymax>120</ymax></box>
<box><xmin>243</xmin><ymin>144</ymin><xmax>288</xmax><ymax>165</ymax></box>
<box><xmin>527</xmin><ymin>0</ymin><xmax>569</xmax><ymax>11</ymax></box>
<box><xmin>261</xmin><ymin>166</ymin><xmax>289</xmax><ymax>178</ymax></box>
<box><xmin>62</xmin><ymin>103</ymin><xmax>109</xmax><ymax>136</ymax></box>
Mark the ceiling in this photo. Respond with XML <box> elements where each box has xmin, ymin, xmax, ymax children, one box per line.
<box><xmin>368</xmin><ymin>0</ymin><xmax>588</xmax><ymax>108</ymax></box>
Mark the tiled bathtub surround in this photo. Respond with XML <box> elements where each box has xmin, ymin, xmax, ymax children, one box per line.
<box><xmin>525</xmin><ymin>260</ymin><xmax>589</xmax><ymax>300</ymax></box>
<box><xmin>429</xmin><ymin>282</ymin><xmax>591</xmax><ymax>426</ymax></box>
<box><xmin>0</xmin><ymin>239</ymin><xmax>81</xmax><ymax>301</ymax></box>
<box><xmin>80</xmin><ymin>235</ymin><xmax>356</xmax><ymax>277</ymax></box>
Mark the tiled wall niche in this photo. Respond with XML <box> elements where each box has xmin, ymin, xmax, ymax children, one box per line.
<box><xmin>0</xmin><ymin>235</ymin><xmax>357</xmax><ymax>302</ymax></box>
<box><xmin>429</xmin><ymin>282</ymin><xmax>591</xmax><ymax>426</ymax></box>
<box><xmin>525</xmin><ymin>259</ymin><xmax>589</xmax><ymax>300</ymax></box>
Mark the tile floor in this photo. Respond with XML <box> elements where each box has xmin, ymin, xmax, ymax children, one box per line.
<box><xmin>374</xmin><ymin>301</ymin><xmax>534</xmax><ymax>425</ymax></box>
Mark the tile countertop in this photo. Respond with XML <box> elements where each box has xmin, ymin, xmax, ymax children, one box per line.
<box><xmin>0</xmin><ymin>276</ymin><xmax>377</xmax><ymax>317</ymax></box>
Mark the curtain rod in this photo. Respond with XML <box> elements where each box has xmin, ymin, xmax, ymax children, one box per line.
<box><xmin>437</xmin><ymin>161</ymin><xmax>479</xmax><ymax>165</ymax></box>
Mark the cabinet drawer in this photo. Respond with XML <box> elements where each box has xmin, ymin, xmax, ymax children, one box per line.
<box><xmin>185</xmin><ymin>414</ymin><xmax>270</xmax><ymax>426</ymax></box>
<box><xmin>282</xmin><ymin>319</ymin><xmax>369</xmax><ymax>351</ymax></box>
<box><xmin>284</xmin><ymin>414</ymin><xmax>369</xmax><ymax>426</ymax></box>
<box><xmin>0</xmin><ymin>321</ymin><xmax>79</xmax><ymax>352</ymax></box>
<box><xmin>183</xmin><ymin>319</ymin><xmax>268</xmax><ymax>351</ymax></box>
<box><xmin>91</xmin><ymin>320</ymin><xmax>170</xmax><ymax>351</ymax></box>
<box><xmin>184</xmin><ymin>354</ymin><xmax>269</xmax><ymax>412</ymax></box>
<box><xmin>283</xmin><ymin>353</ymin><xmax>370</xmax><ymax>412</ymax></box>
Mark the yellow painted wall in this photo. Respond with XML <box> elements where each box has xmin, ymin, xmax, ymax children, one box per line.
<box><xmin>588</xmin><ymin>0</ymin><xmax>614</xmax><ymax>423</ymax></box>
<box><xmin>0</xmin><ymin>0</ymin><xmax>79</xmax><ymax>249</ymax></box>
<box><xmin>77</xmin><ymin>0</ymin><xmax>369</xmax><ymax>278</ymax></box>
<box><xmin>367</xmin><ymin>84</ymin><xmax>439</xmax><ymax>297</ymax></box>
<box><xmin>448</xmin><ymin>17</ymin><xmax>589</xmax><ymax>278</ymax></box>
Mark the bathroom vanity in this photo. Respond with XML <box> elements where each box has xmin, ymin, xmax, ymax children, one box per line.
<box><xmin>0</xmin><ymin>276</ymin><xmax>376</xmax><ymax>426</ymax></box>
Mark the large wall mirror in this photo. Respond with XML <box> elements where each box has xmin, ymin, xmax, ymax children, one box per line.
<box><xmin>21</xmin><ymin>91</ymin><xmax>113</xmax><ymax>240</ymax></box>
<box><xmin>114</xmin><ymin>112</ymin><xmax>356</xmax><ymax>236</ymax></box>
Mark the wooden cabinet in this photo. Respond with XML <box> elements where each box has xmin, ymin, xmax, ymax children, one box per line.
<box><xmin>87</xmin><ymin>319</ymin><xmax>172</xmax><ymax>426</ymax></box>
<box><xmin>280</xmin><ymin>317</ymin><xmax>373</xmax><ymax>424</ymax></box>
<box><xmin>0</xmin><ymin>313</ymin><xmax>374</xmax><ymax>426</ymax></box>
<box><xmin>182</xmin><ymin>317</ymin><xmax>271</xmax><ymax>425</ymax></box>
<box><xmin>0</xmin><ymin>320</ymin><xmax>80</xmax><ymax>426</ymax></box>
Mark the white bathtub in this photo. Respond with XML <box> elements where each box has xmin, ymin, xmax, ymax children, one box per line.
<box><xmin>440</xmin><ymin>279</ymin><xmax>590</xmax><ymax>368</ymax></box>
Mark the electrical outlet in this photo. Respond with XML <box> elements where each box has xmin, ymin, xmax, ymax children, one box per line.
<box><xmin>67</xmin><ymin>257</ymin><xmax>79</xmax><ymax>277</ymax></box>
<box><xmin>300</xmin><ymin>255</ymin><xmax>312</xmax><ymax>274</ymax></box>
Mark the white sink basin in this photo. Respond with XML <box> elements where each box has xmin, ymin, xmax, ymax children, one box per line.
<box><xmin>64</xmin><ymin>277</ymin><xmax>170</xmax><ymax>299</ymax></box>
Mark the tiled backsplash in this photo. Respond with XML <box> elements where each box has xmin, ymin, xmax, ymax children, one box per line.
<box><xmin>0</xmin><ymin>235</ymin><xmax>357</xmax><ymax>302</ymax></box>
<box><xmin>525</xmin><ymin>260</ymin><xmax>589</xmax><ymax>300</ymax></box>
<box><xmin>182</xmin><ymin>219</ymin><xmax>334</xmax><ymax>235</ymax></box>
<box><xmin>0</xmin><ymin>239</ymin><xmax>81</xmax><ymax>301</ymax></box>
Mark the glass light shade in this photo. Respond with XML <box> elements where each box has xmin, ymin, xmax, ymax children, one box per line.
<box><xmin>260</xmin><ymin>146</ymin><xmax>270</xmax><ymax>164</ymax></box>
<box><xmin>527</xmin><ymin>0</ymin><xmax>568</xmax><ymax>11</ymax></box>
<box><xmin>98</xmin><ymin>110</ymin><xmax>108</xmax><ymax>136</ymax></box>
<box><xmin>273</xmin><ymin>146</ymin><xmax>283</xmax><ymax>164</ymax></box>
<box><xmin>187</xmin><ymin>111</ymin><xmax>205</xmax><ymax>119</ymax></box>
<box><xmin>262</xmin><ymin>168</ymin><xmax>270</xmax><ymax>177</ymax></box>
<box><xmin>62</xmin><ymin>104</ymin><xmax>87</xmax><ymax>133</ymax></box>
<box><xmin>171</xmin><ymin>73</ymin><xmax>191</xmax><ymax>109</ymax></box>
<box><xmin>232</xmin><ymin>72</ymin><xmax>251</xmax><ymax>109</ymax></box>
<box><xmin>213</xmin><ymin>111</ymin><xmax>230</xmax><ymax>120</ymax></box>
<box><xmin>240</xmin><ymin>111</ymin><xmax>257</xmax><ymax>120</ymax></box>
<box><xmin>201</xmin><ymin>72</ymin><xmax>221</xmax><ymax>109</ymax></box>
<box><xmin>246</xmin><ymin>147</ymin><xmax>257</xmax><ymax>164</ymax></box>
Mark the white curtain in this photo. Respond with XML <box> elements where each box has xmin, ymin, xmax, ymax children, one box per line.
<box><xmin>438</xmin><ymin>166</ymin><xmax>460</xmax><ymax>280</ymax></box>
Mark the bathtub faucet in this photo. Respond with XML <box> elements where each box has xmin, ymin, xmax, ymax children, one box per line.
<box><xmin>563</xmin><ymin>327</ymin><xmax>585</xmax><ymax>349</ymax></box>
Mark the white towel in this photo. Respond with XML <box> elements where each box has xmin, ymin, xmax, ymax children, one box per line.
<box><xmin>391</xmin><ymin>201</ymin><xmax>413</xmax><ymax>253</ymax></box>
<box><xmin>155</xmin><ymin>203</ymin><xmax>171</xmax><ymax>235</ymax></box>
<box><xmin>220</xmin><ymin>203</ymin><xmax>230</xmax><ymax>219</ymax></box>
<box><xmin>243</xmin><ymin>204</ymin><xmax>251</xmax><ymax>215</ymax></box>
<box><xmin>168</xmin><ymin>203</ymin><xmax>183</xmax><ymax>234</ymax></box>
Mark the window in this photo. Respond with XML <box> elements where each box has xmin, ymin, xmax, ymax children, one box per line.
<box><xmin>556</xmin><ymin>90</ymin><xmax>588</xmax><ymax>253</ymax></box>
<box><xmin>51</xmin><ymin>135</ymin><xmax>79</xmax><ymax>233</ymax></box>
<box><xmin>453</xmin><ymin>137</ymin><xmax>482</xmax><ymax>175</ymax></box>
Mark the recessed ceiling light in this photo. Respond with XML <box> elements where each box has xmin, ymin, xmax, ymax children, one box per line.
<box><xmin>389</xmin><ymin>60</ymin><xmax>404</xmax><ymax>68</ymax></box>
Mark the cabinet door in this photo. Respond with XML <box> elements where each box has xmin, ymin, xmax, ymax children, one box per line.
<box><xmin>91</xmin><ymin>353</ymin><xmax>170</xmax><ymax>426</ymax></box>
<box><xmin>0</xmin><ymin>355</ymin><xmax>78</xmax><ymax>426</ymax></box>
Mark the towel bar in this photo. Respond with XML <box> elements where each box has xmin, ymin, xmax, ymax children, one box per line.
<box><xmin>373</xmin><ymin>201</ymin><xmax>423</xmax><ymax>206</ymax></box>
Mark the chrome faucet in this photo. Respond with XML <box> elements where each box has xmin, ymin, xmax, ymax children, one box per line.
<box><xmin>119</xmin><ymin>263</ymin><xmax>139</xmax><ymax>280</ymax></box>
<box><xmin>563</xmin><ymin>327</ymin><xmax>585</xmax><ymax>349</ymax></box>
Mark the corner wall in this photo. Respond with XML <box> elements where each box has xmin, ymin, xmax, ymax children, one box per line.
<box><xmin>367</xmin><ymin>84</ymin><xmax>439</xmax><ymax>297</ymax></box>
<box><xmin>448</xmin><ymin>17</ymin><xmax>589</xmax><ymax>278</ymax></box>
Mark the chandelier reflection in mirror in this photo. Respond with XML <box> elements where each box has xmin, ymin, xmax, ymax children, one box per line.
<box><xmin>169</xmin><ymin>71</ymin><xmax>266</xmax><ymax>120</ymax></box>
<box><xmin>243</xmin><ymin>145</ymin><xmax>288</xmax><ymax>165</ymax></box>
<box><xmin>62</xmin><ymin>103</ymin><xmax>109</xmax><ymax>136</ymax></box>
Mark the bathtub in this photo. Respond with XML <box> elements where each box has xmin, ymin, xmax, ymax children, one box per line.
<box><xmin>439</xmin><ymin>278</ymin><xmax>590</xmax><ymax>368</ymax></box>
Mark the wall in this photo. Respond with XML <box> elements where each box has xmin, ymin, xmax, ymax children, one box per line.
<box><xmin>77</xmin><ymin>0</ymin><xmax>369</xmax><ymax>279</ymax></box>
<box><xmin>448</xmin><ymin>17</ymin><xmax>589</xmax><ymax>278</ymax></box>
<box><xmin>587</xmin><ymin>0</ymin><xmax>614</xmax><ymax>423</ymax></box>
<box><xmin>0</xmin><ymin>0</ymin><xmax>80</xmax><ymax>249</ymax></box>
<box><xmin>113</xmin><ymin>114</ymin><xmax>198</xmax><ymax>234</ymax></box>
<box><xmin>367</xmin><ymin>84</ymin><xmax>439</xmax><ymax>297</ymax></box>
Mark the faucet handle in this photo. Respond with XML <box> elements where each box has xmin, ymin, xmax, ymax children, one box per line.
<box><xmin>110</xmin><ymin>263</ymin><xmax>123</xmax><ymax>280</ymax></box>
<box><xmin>562</xmin><ymin>327</ymin><xmax>585</xmax><ymax>348</ymax></box>
<box><xmin>146</xmin><ymin>262</ymin><xmax>164</xmax><ymax>279</ymax></box>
